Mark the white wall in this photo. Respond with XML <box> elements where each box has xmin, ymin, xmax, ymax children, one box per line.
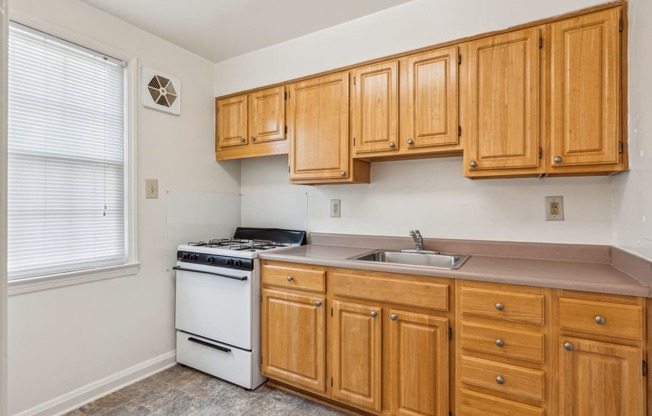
<box><xmin>218</xmin><ymin>0</ymin><xmax>617</xmax><ymax>245</ymax></box>
<box><xmin>612</xmin><ymin>0</ymin><xmax>652</xmax><ymax>260</ymax></box>
<box><xmin>7</xmin><ymin>0</ymin><xmax>240</xmax><ymax>414</ymax></box>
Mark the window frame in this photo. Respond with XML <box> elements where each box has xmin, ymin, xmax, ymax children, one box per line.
<box><xmin>7</xmin><ymin>14</ymin><xmax>139</xmax><ymax>296</ymax></box>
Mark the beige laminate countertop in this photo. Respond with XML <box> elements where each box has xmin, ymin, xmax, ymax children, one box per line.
<box><xmin>259</xmin><ymin>244</ymin><xmax>652</xmax><ymax>297</ymax></box>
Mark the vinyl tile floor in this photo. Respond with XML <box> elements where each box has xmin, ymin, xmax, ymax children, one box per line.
<box><xmin>65</xmin><ymin>365</ymin><xmax>347</xmax><ymax>416</ymax></box>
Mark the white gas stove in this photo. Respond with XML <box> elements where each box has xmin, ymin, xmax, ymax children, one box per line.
<box><xmin>174</xmin><ymin>227</ymin><xmax>306</xmax><ymax>389</ymax></box>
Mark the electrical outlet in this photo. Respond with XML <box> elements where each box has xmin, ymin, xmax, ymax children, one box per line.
<box><xmin>146</xmin><ymin>179</ymin><xmax>158</xmax><ymax>199</ymax></box>
<box><xmin>330</xmin><ymin>199</ymin><xmax>341</xmax><ymax>218</ymax></box>
<box><xmin>545</xmin><ymin>196</ymin><xmax>564</xmax><ymax>221</ymax></box>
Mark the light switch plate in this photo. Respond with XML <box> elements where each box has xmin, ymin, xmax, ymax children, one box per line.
<box><xmin>545</xmin><ymin>195</ymin><xmax>564</xmax><ymax>221</ymax></box>
<box><xmin>146</xmin><ymin>179</ymin><xmax>158</xmax><ymax>199</ymax></box>
<box><xmin>330</xmin><ymin>199</ymin><xmax>341</xmax><ymax>218</ymax></box>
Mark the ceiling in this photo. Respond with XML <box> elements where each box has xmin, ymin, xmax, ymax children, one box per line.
<box><xmin>79</xmin><ymin>0</ymin><xmax>415</xmax><ymax>63</ymax></box>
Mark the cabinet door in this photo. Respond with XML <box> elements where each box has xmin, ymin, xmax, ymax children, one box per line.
<box><xmin>559</xmin><ymin>337</ymin><xmax>645</xmax><ymax>416</ymax></box>
<box><xmin>550</xmin><ymin>8</ymin><xmax>622</xmax><ymax>169</ymax></box>
<box><xmin>332</xmin><ymin>300</ymin><xmax>382</xmax><ymax>413</ymax></box>
<box><xmin>352</xmin><ymin>60</ymin><xmax>399</xmax><ymax>155</ymax></box>
<box><xmin>465</xmin><ymin>27</ymin><xmax>541</xmax><ymax>174</ymax></box>
<box><xmin>216</xmin><ymin>94</ymin><xmax>248</xmax><ymax>149</ymax></box>
<box><xmin>389</xmin><ymin>309</ymin><xmax>449</xmax><ymax>416</ymax></box>
<box><xmin>288</xmin><ymin>72</ymin><xmax>350</xmax><ymax>181</ymax></box>
<box><xmin>406</xmin><ymin>46</ymin><xmax>459</xmax><ymax>150</ymax></box>
<box><xmin>261</xmin><ymin>289</ymin><xmax>326</xmax><ymax>394</ymax></box>
<box><xmin>248</xmin><ymin>85</ymin><xmax>285</xmax><ymax>144</ymax></box>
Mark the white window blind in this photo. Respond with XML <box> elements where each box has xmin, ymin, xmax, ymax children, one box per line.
<box><xmin>7</xmin><ymin>22</ymin><xmax>127</xmax><ymax>281</ymax></box>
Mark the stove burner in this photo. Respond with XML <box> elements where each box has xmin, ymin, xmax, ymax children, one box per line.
<box><xmin>187</xmin><ymin>238</ymin><xmax>292</xmax><ymax>251</ymax></box>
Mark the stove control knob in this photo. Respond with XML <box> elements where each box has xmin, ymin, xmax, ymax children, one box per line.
<box><xmin>235</xmin><ymin>260</ymin><xmax>243</xmax><ymax>268</ymax></box>
<box><xmin>182</xmin><ymin>253</ymin><xmax>188</xmax><ymax>260</ymax></box>
<box><xmin>226</xmin><ymin>259</ymin><xmax>234</xmax><ymax>266</ymax></box>
<box><xmin>208</xmin><ymin>257</ymin><xmax>215</xmax><ymax>264</ymax></box>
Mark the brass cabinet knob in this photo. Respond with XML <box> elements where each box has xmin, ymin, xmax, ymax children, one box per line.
<box><xmin>240</xmin><ymin>138</ymin><xmax>246</xmax><ymax>143</ymax></box>
<box><xmin>250</xmin><ymin>136</ymin><xmax>256</xmax><ymax>142</ymax></box>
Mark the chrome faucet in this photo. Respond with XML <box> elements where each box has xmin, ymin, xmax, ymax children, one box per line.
<box><xmin>409</xmin><ymin>230</ymin><xmax>423</xmax><ymax>251</ymax></box>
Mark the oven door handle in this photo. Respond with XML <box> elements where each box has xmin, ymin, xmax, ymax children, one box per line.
<box><xmin>187</xmin><ymin>337</ymin><xmax>232</xmax><ymax>353</ymax></box>
<box><xmin>173</xmin><ymin>266</ymin><xmax>248</xmax><ymax>281</ymax></box>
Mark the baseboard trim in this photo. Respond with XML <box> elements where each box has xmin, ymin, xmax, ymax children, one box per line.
<box><xmin>12</xmin><ymin>350</ymin><xmax>176</xmax><ymax>416</ymax></box>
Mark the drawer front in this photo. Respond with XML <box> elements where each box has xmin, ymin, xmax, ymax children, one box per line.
<box><xmin>459</xmin><ymin>389</ymin><xmax>545</xmax><ymax>416</ymax></box>
<box><xmin>262</xmin><ymin>263</ymin><xmax>326</xmax><ymax>292</ymax></box>
<box><xmin>333</xmin><ymin>272</ymin><xmax>448</xmax><ymax>311</ymax></box>
<box><xmin>460</xmin><ymin>355</ymin><xmax>545</xmax><ymax>401</ymax></box>
<box><xmin>460</xmin><ymin>322</ymin><xmax>545</xmax><ymax>363</ymax></box>
<box><xmin>558</xmin><ymin>297</ymin><xmax>643</xmax><ymax>341</ymax></box>
<box><xmin>460</xmin><ymin>287</ymin><xmax>544</xmax><ymax>325</ymax></box>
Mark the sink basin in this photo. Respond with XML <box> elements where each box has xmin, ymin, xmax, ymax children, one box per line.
<box><xmin>348</xmin><ymin>250</ymin><xmax>470</xmax><ymax>270</ymax></box>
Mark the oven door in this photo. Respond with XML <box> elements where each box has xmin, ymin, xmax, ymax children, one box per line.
<box><xmin>175</xmin><ymin>264</ymin><xmax>253</xmax><ymax>350</ymax></box>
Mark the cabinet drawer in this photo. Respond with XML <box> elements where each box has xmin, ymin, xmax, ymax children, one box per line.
<box><xmin>460</xmin><ymin>355</ymin><xmax>545</xmax><ymax>401</ymax></box>
<box><xmin>460</xmin><ymin>322</ymin><xmax>544</xmax><ymax>363</ymax></box>
<box><xmin>262</xmin><ymin>263</ymin><xmax>325</xmax><ymax>293</ymax></box>
<box><xmin>558</xmin><ymin>297</ymin><xmax>643</xmax><ymax>341</ymax></box>
<box><xmin>332</xmin><ymin>272</ymin><xmax>448</xmax><ymax>311</ymax></box>
<box><xmin>459</xmin><ymin>389</ymin><xmax>544</xmax><ymax>416</ymax></box>
<box><xmin>460</xmin><ymin>286</ymin><xmax>544</xmax><ymax>325</ymax></box>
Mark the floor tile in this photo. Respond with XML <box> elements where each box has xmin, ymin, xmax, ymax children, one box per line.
<box><xmin>131</xmin><ymin>383</ymin><xmax>187</xmax><ymax>411</ymax></box>
<box><xmin>101</xmin><ymin>400</ymin><xmax>151</xmax><ymax>416</ymax></box>
<box><xmin>188</xmin><ymin>378</ymin><xmax>240</xmax><ymax>404</ymax></box>
<box><xmin>151</xmin><ymin>394</ymin><xmax>212</xmax><ymax>416</ymax></box>
<box><xmin>77</xmin><ymin>391</ymin><xmax>131</xmax><ymax>416</ymax></box>
<box><xmin>62</xmin><ymin>410</ymin><xmax>86</xmax><ymax>416</ymax></box>
<box><xmin>164</xmin><ymin>368</ymin><xmax>212</xmax><ymax>393</ymax></box>
<box><xmin>119</xmin><ymin>377</ymin><xmax>169</xmax><ymax>401</ymax></box>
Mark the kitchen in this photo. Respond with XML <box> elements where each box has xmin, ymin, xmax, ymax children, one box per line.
<box><xmin>1</xmin><ymin>0</ymin><xmax>651</xmax><ymax>415</ymax></box>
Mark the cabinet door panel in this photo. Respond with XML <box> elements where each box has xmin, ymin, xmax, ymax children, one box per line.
<box><xmin>550</xmin><ymin>8</ymin><xmax>621</xmax><ymax>168</ymax></box>
<box><xmin>216</xmin><ymin>95</ymin><xmax>247</xmax><ymax>149</ymax></box>
<box><xmin>466</xmin><ymin>27</ymin><xmax>541</xmax><ymax>172</ymax></box>
<box><xmin>389</xmin><ymin>310</ymin><xmax>448</xmax><ymax>416</ymax></box>
<box><xmin>332</xmin><ymin>300</ymin><xmax>382</xmax><ymax>413</ymax></box>
<box><xmin>261</xmin><ymin>289</ymin><xmax>326</xmax><ymax>393</ymax></box>
<box><xmin>289</xmin><ymin>72</ymin><xmax>349</xmax><ymax>180</ymax></box>
<box><xmin>353</xmin><ymin>61</ymin><xmax>399</xmax><ymax>154</ymax></box>
<box><xmin>559</xmin><ymin>337</ymin><xmax>644</xmax><ymax>416</ymax></box>
<box><xmin>248</xmin><ymin>86</ymin><xmax>285</xmax><ymax>144</ymax></box>
<box><xmin>406</xmin><ymin>46</ymin><xmax>459</xmax><ymax>149</ymax></box>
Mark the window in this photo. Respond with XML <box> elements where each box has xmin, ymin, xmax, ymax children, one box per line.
<box><xmin>7</xmin><ymin>22</ymin><xmax>129</xmax><ymax>281</ymax></box>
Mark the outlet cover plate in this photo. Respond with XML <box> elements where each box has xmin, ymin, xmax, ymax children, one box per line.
<box><xmin>146</xmin><ymin>178</ymin><xmax>159</xmax><ymax>199</ymax></box>
<box><xmin>545</xmin><ymin>195</ymin><xmax>564</xmax><ymax>221</ymax></box>
<box><xmin>330</xmin><ymin>199</ymin><xmax>341</xmax><ymax>218</ymax></box>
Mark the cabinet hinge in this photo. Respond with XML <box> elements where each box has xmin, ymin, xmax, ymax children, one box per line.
<box><xmin>539</xmin><ymin>37</ymin><xmax>543</xmax><ymax>49</ymax></box>
<box><xmin>331</xmin><ymin>307</ymin><xmax>333</xmax><ymax>317</ymax></box>
<box><xmin>643</xmin><ymin>360</ymin><xmax>648</xmax><ymax>377</ymax></box>
<box><xmin>353</xmin><ymin>137</ymin><xmax>356</xmax><ymax>146</ymax></box>
<box><xmin>284</xmin><ymin>91</ymin><xmax>287</xmax><ymax>100</ymax></box>
<box><xmin>619</xmin><ymin>18</ymin><xmax>624</xmax><ymax>32</ymax></box>
<box><xmin>458</xmin><ymin>126</ymin><xmax>462</xmax><ymax>137</ymax></box>
<box><xmin>448</xmin><ymin>327</ymin><xmax>453</xmax><ymax>340</ymax></box>
<box><xmin>353</xmin><ymin>76</ymin><xmax>356</xmax><ymax>86</ymax></box>
<box><xmin>285</xmin><ymin>125</ymin><xmax>288</xmax><ymax>135</ymax></box>
<box><xmin>331</xmin><ymin>377</ymin><xmax>334</xmax><ymax>387</ymax></box>
<box><xmin>539</xmin><ymin>146</ymin><xmax>543</xmax><ymax>159</ymax></box>
<box><xmin>619</xmin><ymin>141</ymin><xmax>623</xmax><ymax>154</ymax></box>
<box><xmin>261</xmin><ymin>355</ymin><xmax>263</xmax><ymax>365</ymax></box>
<box><xmin>449</xmin><ymin>412</ymin><xmax>453</xmax><ymax>416</ymax></box>
<box><xmin>458</xmin><ymin>54</ymin><xmax>462</xmax><ymax>65</ymax></box>
<box><xmin>288</xmin><ymin>165</ymin><xmax>290</xmax><ymax>173</ymax></box>
<box><xmin>260</xmin><ymin>295</ymin><xmax>262</xmax><ymax>304</ymax></box>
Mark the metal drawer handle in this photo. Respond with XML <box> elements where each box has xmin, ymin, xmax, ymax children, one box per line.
<box><xmin>564</xmin><ymin>342</ymin><xmax>574</xmax><ymax>351</ymax></box>
<box><xmin>287</xmin><ymin>275</ymin><xmax>294</xmax><ymax>282</ymax></box>
<box><xmin>315</xmin><ymin>301</ymin><xmax>322</xmax><ymax>307</ymax></box>
<box><xmin>173</xmin><ymin>266</ymin><xmax>247</xmax><ymax>281</ymax></box>
<box><xmin>370</xmin><ymin>311</ymin><xmax>377</xmax><ymax>318</ymax></box>
<box><xmin>495</xmin><ymin>303</ymin><xmax>505</xmax><ymax>311</ymax></box>
<box><xmin>250</xmin><ymin>136</ymin><xmax>256</xmax><ymax>142</ymax></box>
<box><xmin>187</xmin><ymin>337</ymin><xmax>231</xmax><ymax>353</ymax></box>
<box><xmin>389</xmin><ymin>142</ymin><xmax>396</xmax><ymax>148</ymax></box>
<box><xmin>469</xmin><ymin>161</ymin><xmax>477</xmax><ymax>168</ymax></box>
<box><xmin>495</xmin><ymin>339</ymin><xmax>505</xmax><ymax>348</ymax></box>
<box><xmin>390</xmin><ymin>313</ymin><xmax>398</xmax><ymax>321</ymax></box>
<box><xmin>595</xmin><ymin>315</ymin><xmax>606</xmax><ymax>325</ymax></box>
<box><xmin>340</xmin><ymin>170</ymin><xmax>346</xmax><ymax>177</ymax></box>
<box><xmin>407</xmin><ymin>139</ymin><xmax>414</xmax><ymax>145</ymax></box>
<box><xmin>240</xmin><ymin>138</ymin><xmax>246</xmax><ymax>143</ymax></box>
<box><xmin>496</xmin><ymin>375</ymin><xmax>505</xmax><ymax>385</ymax></box>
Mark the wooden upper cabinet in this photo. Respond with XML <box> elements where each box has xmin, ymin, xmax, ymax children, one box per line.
<box><xmin>549</xmin><ymin>8</ymin><xmax>624</xmax><ymax>173</ymax></box>
<box><xmin>248</xmin><ymin>86</ymin><xmax>286</xmax><ymax>144</ymax></box>
<box><xmin>405</xmin><ymin>46</ymin><xmax>460</xmax><ymax>152</ymax></box>
<box><xmin>464</xmin><ymin>27</ymin><xmax>543</xmax><ymax>177</ymax></box>
<box><xmin>288</xmin><ymin>72</ymin><xmax>369</xmax><ymax>184</ymax></box>
<box><xmin>216</xmin><ymin>94</ymin><xmax>248</xmax><ymax>149</ymax></box>
<box><xmin>215</xmin><ymin>86</ymin><xmax>288</xmax><ymax>160</ymax></box>
<box><xmin>352</xmin><ymin>60</ymin><xmax>399</xmax><ymax>155</ymax></box>
<box><xmin>558</xmin><ymin>337</ymin><xmax>645</xmax><ymax>416</ymax></box>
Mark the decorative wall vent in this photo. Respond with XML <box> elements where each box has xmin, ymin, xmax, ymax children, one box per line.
<box><xmin>142</xmin><ymin>67</ymin><xmax>181</xmax><ymax>115</ymax></box>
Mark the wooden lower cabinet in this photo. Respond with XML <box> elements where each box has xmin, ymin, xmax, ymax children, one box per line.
<box><xmin>332</xmin><ymin>300</ymin><xmax>382</xmax><ymax>413</ymax></box>
<box><xmin>261</xmin><ymin>289</ymin><xmax>326</xmax><ymax>394</ymax></box>
<box><xmin>558</xmin><ymin>336</ymin><xmax>644</xmax><ymax>416</ymax></box>
<box><xmin>389</xmin><ymin>309</ymin><xmax>449</xmax><ymax>416</ymax></box>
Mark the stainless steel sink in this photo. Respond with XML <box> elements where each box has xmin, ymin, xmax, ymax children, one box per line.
<box><xmin>348</xmin><ymin>250</ymin><xmax>470</xmax><ymax>270</ymax></box>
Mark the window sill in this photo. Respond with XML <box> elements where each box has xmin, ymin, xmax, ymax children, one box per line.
<box><xmin>8</xmin><ymin>262</ymin><xmax>141</xmax><ymax>296</ymax></box>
